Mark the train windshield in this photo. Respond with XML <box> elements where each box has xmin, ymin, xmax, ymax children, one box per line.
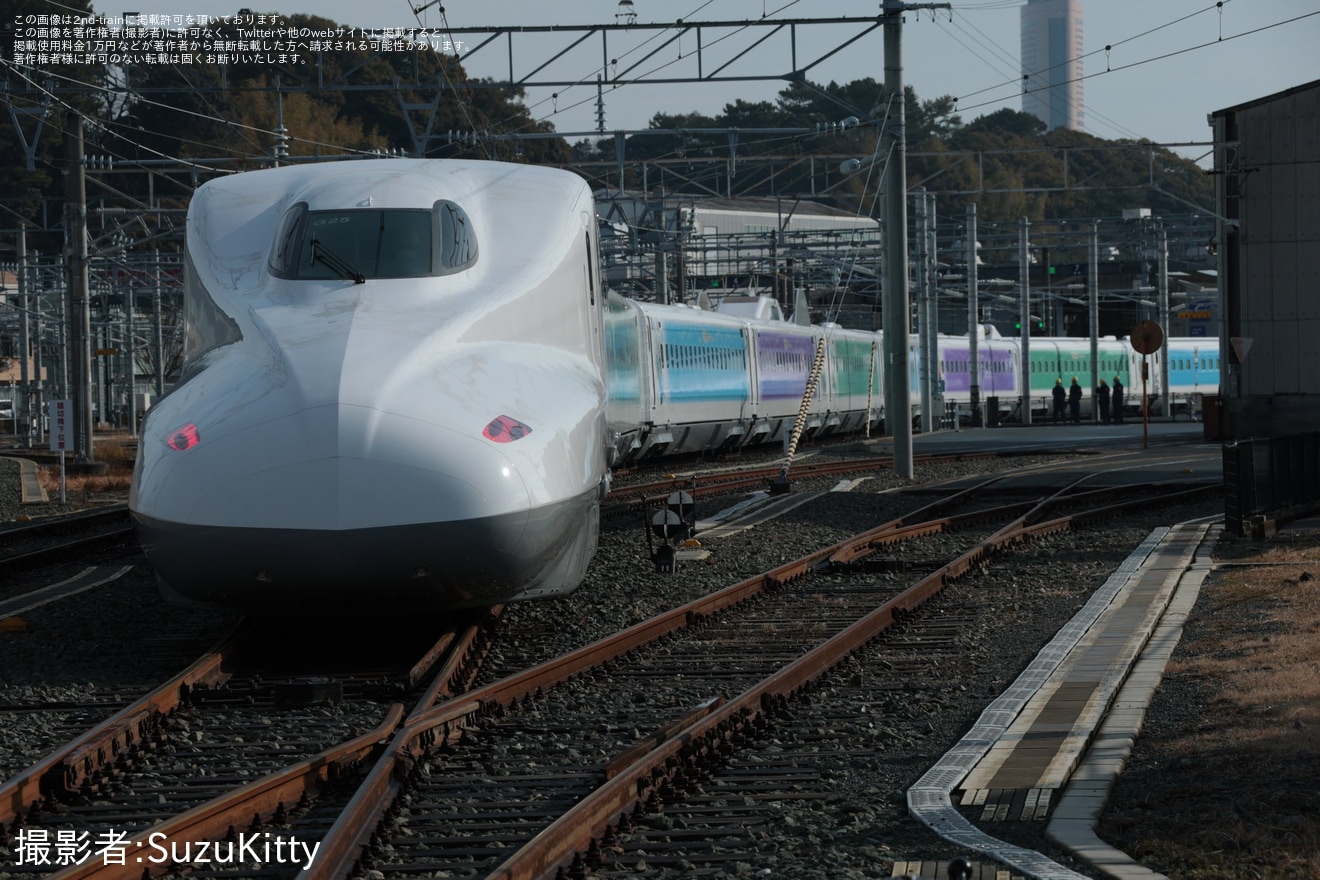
<box><xmin>270</xmin><ymin>201</ymin><xmax>478</xmax><ymax>280</ymax></box>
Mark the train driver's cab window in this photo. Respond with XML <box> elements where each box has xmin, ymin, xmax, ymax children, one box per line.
<box><xmin>268</xmin><ymin>201</ymin><xmax>478</xmax><ymax>280</ymax></box>
<box><xmin>269</xmin><ymin>202</ymin><xmax>307</xmax><ymax>277</ymax></box>
<box><xmin>435</xmin><ymin>200</ymin><xmax>478</xmax><ymax>273</ymax></box>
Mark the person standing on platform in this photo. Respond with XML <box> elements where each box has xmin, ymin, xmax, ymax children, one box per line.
<box><xmin>1052</xmin><ymin>378</ymin><xmax>1066</xmax><ymax>424</ymax></box>
<box><xmin>1097</xmin><ymin>378</ymin><xmax>1111</xmax><ymax>423</ymax></box>
<box><xmin>1112</xmin><ymin>376</ymin><xmax>1125</xmax><ymax>424</ymax></box>
<box><xmin>1068</xmin><ymin>377</ymin><xmax>1082</xmax><ymax>423</ymax></box>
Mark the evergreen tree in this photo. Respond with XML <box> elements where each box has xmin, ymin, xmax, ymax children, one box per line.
<box><xmin>1</xmin><ymin>0</ymin><xmax>101</xmax><ymax>247</ymax></box>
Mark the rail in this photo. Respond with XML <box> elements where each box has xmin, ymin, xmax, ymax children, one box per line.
<box><xmin>38</xmin><ymin>611</ymin><xmax>502</xmax><ymax>880</ymax></box>
<box><xmin>300</xmin><ymin>477</ymin><xmax>1217</xmax><ymax>880</ymax></box>
<box><xmin>0</xmin><ymin>623</ymin><xmax>241</xmax><ymax>828</ymax></box>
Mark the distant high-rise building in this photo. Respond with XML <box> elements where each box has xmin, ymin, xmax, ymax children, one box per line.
<box><xmin>1021</xmin><ymin>0</ymin><xmax>1084</xmax><ymax>131</ymax></box>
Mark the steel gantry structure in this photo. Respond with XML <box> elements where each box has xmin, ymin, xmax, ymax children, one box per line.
<box><xmin>2</xmin><ymin>9</ymin><xmax>1218</xmax><ymax>469</ymax></box>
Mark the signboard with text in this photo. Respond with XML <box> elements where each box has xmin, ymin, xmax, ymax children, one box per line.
<box><xmin>49</xmin><ymin>399</ymin><xmax>71</xmax><ymax>452</ymax></box>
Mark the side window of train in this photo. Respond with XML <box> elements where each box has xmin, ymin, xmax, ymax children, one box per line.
<box><xmin>268</xmin><ymin>202</ymin><xmax>308</xmax><ymax>277</ymax></box>
<box><xmin>433</xmin><ymin>201</ymin><xmax>478</xmax><ymax>274</ymax></box>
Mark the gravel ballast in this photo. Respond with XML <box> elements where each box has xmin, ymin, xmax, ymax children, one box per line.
<box><xmin>0</xmin><ymin>450</ymin><xmax>1224</xmax><ymax>879</ymax></box>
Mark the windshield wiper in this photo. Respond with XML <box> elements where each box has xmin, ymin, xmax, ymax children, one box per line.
<box><xmin>310</xmin><ymin>237</ymin><xmax>366</xmax><ymax>284</ymax></box>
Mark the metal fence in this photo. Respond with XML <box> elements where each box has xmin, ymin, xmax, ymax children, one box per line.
<box><xmin>1223</xmin><ymin>431</ymin><xmax>1320</xmax><ymax>537</ymax></box>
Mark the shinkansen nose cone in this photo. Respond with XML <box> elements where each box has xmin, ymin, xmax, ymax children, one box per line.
<box><xmin>131</xmin><ymin>402</ymin><xmax>599</xmax><ymax>614</ymax></box>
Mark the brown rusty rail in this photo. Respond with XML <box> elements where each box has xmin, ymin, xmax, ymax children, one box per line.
<box><xmin>303</xmin><ymin>476</ymin><xmax>1194</xmax><ymax>880</ymax></box>
<box><xmin>478</xmin><ymin>482</ymin><xmax>1220</xmax><ymax>880</ymax></box>
<box><xmin>42</xmin><ymin>609</ymin><xmax>503</xmax><ymax>880</ymax></box>
<box><xmin>0</xmin><ymin>505</ymin><xmax>134</xmax><ymax>571</ymax></box>
<box><xmin>42</xmin><ymin>477</ymin><xmax>1207</xmax><ymax>880</ymax></box>
<box><xmin>0</xmin><ymin>622</ymin><xmax>241</xmax><ymax>828</ymax></box>
<box><xmin>46</xmin><ymin>705</ymin><xmax>405</xmax><ymax>880</ymax></box>
<box><xmin>602</xmin><ymin>450</ymin><xmax>1044</xmax><ymax>516</ymax></box>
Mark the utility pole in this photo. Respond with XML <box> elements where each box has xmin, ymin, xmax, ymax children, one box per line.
<box><xmin>1089</xmin><ymin>221</ymin><xmax>1100</xmax><ymax>424</ymax></box>
<box><xmin>881</xmin><ymin>1</ymin><xmax>949</xmax><ymax>477</ymax></box>
<box><xmin>925</xmin><ymin>191</ymin><xmax>939</xmax><ymax>428</ymax></box>
<box><xmin>153</xmin><ymin>248</ymin><xmax>165</xmax><ymax>398</ymax></box>
<box><xmin>64</xmin><ymin>111</ymin><xmax>95</xmax><ymax>463</ymax></box>
<box><xmin>1158</xmin><ymin>225</ymin><xmax>1171</xmax><ymax>418</ymax></box>
<box><xmin>17</xmin><ymin>225</ymin><xmax>29</xmax><ymax>446</ymax></box>
<box><xmin>881</xmin><ymin>1</ymin><xmax>910</xmax><ymax>477</ymax></box>
<box><xmin>966</xmin><ymin>203</ymin><xmax>980</xmax><ymax>427</ymax></box>
<box><xmin>124</xmin><ymin>286</ymin><xmax>136</xmax><ymax>436</ymax></box>
<box><xmin>273</xmin><ymin>74</ymin><xmax>288</xmax><ymax>166</ymax></box>
<box><xmin>914</xmin><ymin>187</ymin><xmax>931</xmax><ymax>433</ymax></box>
<box><xmin>31</xmin><ymin>250</ymin><xmax>45</xmax><ymax>447</ymax></box>
<box><xmin>1019</xmin><ymin>216</ymin><xmax>1032</xmax><ymax>426</ymax></box>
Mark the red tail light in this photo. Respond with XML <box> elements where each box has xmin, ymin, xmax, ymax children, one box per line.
<box><xmin>482</xmin><ymin>415</ymin><xmax>532</xmax><ymax>443</ymax></box>
<box><xmin>166</xmin><ymin>423</ymin><xmax>201</xmax><ymax>451</ymax></box>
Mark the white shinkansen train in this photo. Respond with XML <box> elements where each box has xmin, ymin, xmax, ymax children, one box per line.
<box><xmin>130</xmin><ymin>159</ymin><xmax>1219</xmax><ymax>614</ymax></box>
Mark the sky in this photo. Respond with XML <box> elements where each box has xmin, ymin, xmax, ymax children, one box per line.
<box><xmin>93</xmin><ymin>0</ymin><xmax>1320</xmax><ymax>161</ymax></box>
<box><xmin>242</xmin><ymin>0</ymin><xmax>1314</xmax><ymax>158</ymax></box>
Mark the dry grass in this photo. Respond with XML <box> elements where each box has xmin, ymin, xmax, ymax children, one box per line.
<box><xmin>36</xmin><ymin>435</ymin><xmax>135</xmax><ymax>502</ymax></box>
<box><xmin>1101</xmin><ymin>534</ymin><xmax>1320</xmax><ymax>879</ymax></box>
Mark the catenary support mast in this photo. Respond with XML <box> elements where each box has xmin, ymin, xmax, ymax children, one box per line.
<box><xmin>881</xmin><ymin>0</ymin><xmax>950</xmax><ymax>478</ymax></box>
<box><xmin>64</xmin><ymin>111</ymin><xmax>95</xmax><ymax>463</ymax></box>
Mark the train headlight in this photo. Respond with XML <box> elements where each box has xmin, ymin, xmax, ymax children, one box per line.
<box><xmin>482</xmin><ymin>415</ymin><xmax>532</xmax><ymax>443</ymax></box>
<box><xmin>165</xmin><ymin>423</ymin><xmax>201</xmax><ymax>451</ymax></box>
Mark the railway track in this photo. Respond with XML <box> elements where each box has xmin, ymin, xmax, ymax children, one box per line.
<box><xmin>601</xmin><ymin>450</ymin><xmax>1090</xmax><ymax>519</ymax></box>
<box><xmin>0</xmin><ymin>507</ymin><xmax>132</xmax><ymax>580</ymax></box>
<box><xmin>0</xmin><ymin>610</ymin><xmax>501</xmax><ymax>879</ymax></box>
<box><xmin>319</xmin><ymin>477</ymin><xmax>1213</xmax><ymax>880</ymax></box>
<box><xmin>0</xmin><ymin>453</ymin><xmax>1220</xmax><ymax>880</ymax></box>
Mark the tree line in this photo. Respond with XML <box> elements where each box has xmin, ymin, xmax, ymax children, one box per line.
<box><xmin>0</xmin><ymin>1</ymin><xmax>1213</xmax><ymax>252</ymax></box>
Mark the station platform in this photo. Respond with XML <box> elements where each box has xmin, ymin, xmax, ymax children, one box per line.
<box><xmin>899</xmin><ymin>521</ymin><xmax>1219</xmax><ymax>880</ymax></box>
<box><xmin>907</xmin><ymin>417</ymin><xmax>1212</xmax><ymax>454</ymax></box>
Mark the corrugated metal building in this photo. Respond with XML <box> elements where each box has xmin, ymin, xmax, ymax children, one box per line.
<box><xmin>1211</xmin><ymin>79</ymin><xmax>1320</xmax><ymax>438</ymax></box>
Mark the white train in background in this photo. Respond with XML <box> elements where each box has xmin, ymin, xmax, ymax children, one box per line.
<box><xmin>129</xmin><ymin>158</ymin><xmax>1219</xmax><ymax>615</ymax></box>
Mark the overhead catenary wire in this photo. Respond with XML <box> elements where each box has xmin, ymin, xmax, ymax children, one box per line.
<box><xmin>409</xmin><ymin>0</ymin><xmax>813</xmax><ymax>139</ymax></box>
<box><xmin>0</xmin><ymin>1</ymin><xmax>1305</xmax><ymax>218</ymax></box>
<box><xmin>4</xmin><ymin>1</ymin><xmax>1292</xmax><ymax>175</ymax></box>
<box><xmin>949</xmin><ymin>3</ymin><xmax>1319</xmax><ymax>118</ymax></box>
<box><xmin>0</xmin><ymin>58</ymin><xmax>404</xmax><ymax>173</ymax></box>
<box><xmin>0</xmin><ymin>4</ymin><xmax>1226</xmax><ymax>331</ymax></box>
